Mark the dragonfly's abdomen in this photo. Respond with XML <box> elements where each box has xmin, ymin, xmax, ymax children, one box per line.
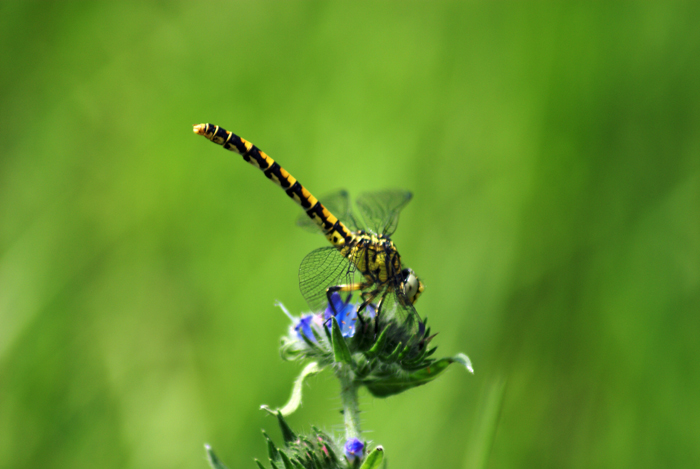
<box><xmin>194</xmin><ymin>123</ymin><xmax>353</xmax><ymax>247</ymax></box>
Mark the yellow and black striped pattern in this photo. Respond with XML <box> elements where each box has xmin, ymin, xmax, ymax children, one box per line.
<box><xmin>193</xmin><ymin>123</ymin><xmax>352</xmax><ymax>248</ymax></box>
<box><xmin>193</xmin><ymin>123</ymin><xmax>423</xmax><ymax>314</ymax></box>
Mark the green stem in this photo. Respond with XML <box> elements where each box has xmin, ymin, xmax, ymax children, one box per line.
<box><xmin>336</xmin><ymin>363</ymin><xmax>361</xmax><ymax>439</ymax></box>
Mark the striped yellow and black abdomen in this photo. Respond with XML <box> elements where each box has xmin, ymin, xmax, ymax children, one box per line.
<box><xmin>193</xmin><ymin>123</ymin><xmax>353</xmax><ymax>248</ymax></box>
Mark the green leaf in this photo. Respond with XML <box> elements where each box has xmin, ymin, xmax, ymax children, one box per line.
<box><xmin>365</xmin><ymin>326</ymin><xmax>390</xmax><ymax>357</ymax></box>
<box><xmin>308</xmin><ymin>449</ymin><xmax>322</xmax><ymax>469</ymax></box>
<box><xmin>331</xmin><ymin>317</ymin><xmax>353</xmax><ymax>365</ymax></box>
<box><xmin>261</xmin><ymin>362</ymin><xmax>323</xmax><ymax>417</ymax></box>
<box><xmin>279</xmin><ymin>450</ymin><xmax>294</xmax><ymax>469</ymax></box>
<box><xmin>205</xmin><ymin>444</ymin><xmax>230</xmax><ymax>469</ymax></box>
<box><xmin>262</xmin><ymin>430</ymin><xmax>279</xmax><ymax>460</ymax></box>
<box><xmin>354</xmin><ymin>355</ymin><xmax>371</xmax><ymax>378</ymax></box>
<box><xmin>323</xmin><ymin>320</ymin><xmax>333</xmax><ymax>342</ymax></box>
<box><xmin>363</xmin><ymin>353</ymin><xmax>474</xmax><ymax>397</ymax></box>
<box><xmin>254</xmin><ymin>460</ymin><xmax>266</xmax><ymax>469</ymax></box>
<box><xmin>402</xmin><ymin>358</ymin><xmax>435</xmax><ymax>372</ymax></box>
<box><xmin>300</xmin><ymin>330</ymin><xmax>322</xmax><ymax>351</ymax></box>
<box><xmin>276</xmin><ymin>411</ymin><xmax>297</xmax><ymax>444</ymax></box>
<box><xmin>311</xmin><ymin>324</ymin><xmax>325</xmax><ymax>344</ymax></box>
<box><xmin>312</xmin><ymin>427</ymin><xmax>338</xmax><ymax>463</ymax></box>
<box><xmin>403</xmin><ymin>344</ymin><xmax>429</xmax><ymax>366</ymax></box>
<box><xmin>396</xmin><ymin>342</ymin><xmax>412</xmax><ymax>361</ymax></box>
<box><xmin>381</xmin><ymin>342</ymin><xmax>403</xmax><ymax>362</ymax></box>
<box><xmin>359</xmin><ymin>446</ymin><xmax>384</xmax><ymax>469</ymax></box>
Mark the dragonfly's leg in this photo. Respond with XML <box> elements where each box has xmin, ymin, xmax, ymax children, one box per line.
<box><xmin>326</xmin><ymin>282</ymin><xmax>371</xmax><ymax>316</ymax></box>
<box><xmin>354</xmin><ymin>290</ymin><xmax>378</xmax><ymax>325</ymax></box>
<box><xmin>359</xmin><ymin>291</ymin><xmax>376</xmax><ymax>311</ymax></box>
<box><xmin>358</xmin><ymin>288</ymin><xmax>386</xmax><ymax>316</ymax></box>
<box><xmin>323</xmin><ymin>283</ymin><xmax>369</xmax><ymax>329</ymax></box>
<box><xmin>373</xmin><ymin>290</ymin><xmax>390</xmax><ymax>336</ymax></box>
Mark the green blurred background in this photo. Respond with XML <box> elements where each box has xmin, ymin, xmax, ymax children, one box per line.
<box><xmin>1</xmin><ymin>2</ymin><xmax>699</xmax><ymax>468</ymax></box>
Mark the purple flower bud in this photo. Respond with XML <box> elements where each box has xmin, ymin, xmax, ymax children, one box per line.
<box><xmin>344</xmin><ymin>437</ymin><xmax>364</xmax><ymax>462</ymax></box>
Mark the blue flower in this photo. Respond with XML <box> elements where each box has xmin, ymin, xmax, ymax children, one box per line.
<box><xmin>344</xmin><ymin>437</ymin><xmax>364</xmax><ymax>462</ymax></box>
<box><xmin>280</xmin><ymin>294</ymin><xmax>377</xmax><ymax>344</ymax></box>
<box><xmin>324</xmin><ymin>293</ymin><xmax>376</xmax><ymax>338</ymax></box>
<box><xmin>277</xmin><ymin>301</ymin><xmax>324</xmax><ymax>343</ymax></box>
<box><xmin>294</xmin><ymin>314</ymin><xmax>317</xmax><ymax>341</ymax></box>
<box><xmin>324</xmin><ymin>293</ymin><xmax>356</xmax><ymax>337</ymax></box>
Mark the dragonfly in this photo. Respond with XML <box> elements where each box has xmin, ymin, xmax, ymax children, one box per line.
<box><xmin>193</xmin><ymin>123</ymin><xmax>424</xmax><ymax>331</ymax></box>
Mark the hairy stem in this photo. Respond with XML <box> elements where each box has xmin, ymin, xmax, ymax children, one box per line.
<box><xmin>336</xmin><ymin>364</ymin><xmax>361</xmax><ymax>439</ymax></box>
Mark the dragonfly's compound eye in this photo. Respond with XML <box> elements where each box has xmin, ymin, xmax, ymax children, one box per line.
<box><xmin>401</xmin><ymin>268</ymin><xmax>422</xmax><ymax>304</ymax></box>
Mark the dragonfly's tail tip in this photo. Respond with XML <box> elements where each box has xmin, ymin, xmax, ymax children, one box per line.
<box><xmin>193</xmin><ymin>123</ymin><xmax>206</xmax><ymax>135</ymax></box>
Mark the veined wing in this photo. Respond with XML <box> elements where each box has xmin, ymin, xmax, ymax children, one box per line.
<box><xmin>355</xmin><ymin>190</ymin><xmax>413</xmax><ymax>236</ymax></box>
<box><xmin>378</xmin><ymin>288</ymin><xmax>422</xmax><ymax>333</ymax></box>
<box><xmin>298</xmin><ymin>246</ymin><xmax>360</xmax><ymax>312</ymax></box>
<box><xmin>296</xmin><ymin>190</ymin><xmax>360</xmax><ymax>233</ymax></box>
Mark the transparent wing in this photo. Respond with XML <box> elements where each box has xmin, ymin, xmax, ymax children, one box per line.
<box><xmin>298</xmin><ymin>246</ymin><xmax>359</xmax><ymax>312</ymax></box>
<box><xmin>372</xmin><ymin>286</ymin><xmax>422</xmax><ymax>334</ymax></box>
<box><xmin>296</xmin><ymin>190</ymin><xmax>359</xmax><ymax>233</ymax></box>
<box><xmin>355</xmin><ymin>190</ymin><xmax>413</xmax><ymax>236</ymax></box>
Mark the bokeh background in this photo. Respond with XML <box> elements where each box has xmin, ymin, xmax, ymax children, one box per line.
<box><xmin>1</xmin><ymin>2</ymin><xmax>699</xmax><ymax>468</ymax></box>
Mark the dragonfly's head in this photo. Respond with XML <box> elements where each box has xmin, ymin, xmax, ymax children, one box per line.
<box><xmin>401</xmin><ymin>268</ymin><xmax>424</xmax><ymax>305</ymax></box>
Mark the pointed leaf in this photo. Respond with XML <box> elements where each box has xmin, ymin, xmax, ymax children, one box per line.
<box><xmin>323</xmin><ymin>320</ymin><xmax>333</xmax><ymax>342</ymax></box>
<box><xmin>300</xmin><ymin>330</ymin><xmax>321</xmax><ymax>351</ymax></box>
<box><xmin>359</xmin><ymin>446</ymin><xmax>384</xmax><ymax>469</ymax></box>
<box><xmin>312</xmin><ymin>427</ymin><xmax>338</xmax><ymax>463</ymax></box>
<box><xmin>397</xmin><ymin>342</ymin><xmax>412</xmax><ymax>361</ymax></box>
<box><xmin>279</xmin><ymin>450</ymin><xmax>294</xmax><ymax>469</ymax></box>
<box><xmin>254</xmin><ymin>460</ymin><xmax>266</xmax><ymax>469</ymax></box>
<box><xmin>366</xmin><ymin>326</ymin><xmax>390</xmax><ymax>357</ymax></box>
<box><xmin>205</xmin><ymin>444</ymin><xmax>230</xmax><ymax>469</ymax></box>
<box><xmin>403</xmin><ymin>344</ymin><xmax>429</xmax><ymax>366</ymax></box>
<box><xmin>402</xmin><ymin>358</ymin><xmax>435</xmax><ymax>372</ymax></box>
<box><xmin>331</xmin><ymin>317</ymin><xmax>353</xmax><ymax>364</ymax></box>
<box><xmin>262</xmin><ymin>430</ymin><xmax>279</xmax><ymax>460</ymax></box>
<box><xmin>381</xmin><ymin>341</ymin><xmax>403</xmax><ymax>362</ymax></box>
<box><xmin>277</xmin><ymin>411</ymin><xmax>297</xmax><ymax>444</ymax></box>
<box><xmin>308</xmin><ymin>450</ymin><xmax>322</xmax><ymax>469</ymax></box>
<box><xmin>363</xmin><ymin>353</ymin><xmax>473</xmax><ymax>397</ymax></box>
<box><xmin>311</xmin><ymin>324</ymin><xmax>325</xmax><ymax>344</ymax></box>
<box><xmin>424</xmin><ymin>346</ymin><xmax>438</xmax><ymax>359</ymax></box>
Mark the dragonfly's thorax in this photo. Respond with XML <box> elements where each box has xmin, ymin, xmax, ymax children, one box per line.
<box><xmin>341</xmin><ymin>230</ymin><xmax>402</xmax><ymax>287</ymax></box>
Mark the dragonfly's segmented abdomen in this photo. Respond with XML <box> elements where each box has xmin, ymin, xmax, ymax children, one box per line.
<box><xmin>194</xmin><ymin>123</ymin><xmax>353</xmax><ymax>247</ymax></box>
